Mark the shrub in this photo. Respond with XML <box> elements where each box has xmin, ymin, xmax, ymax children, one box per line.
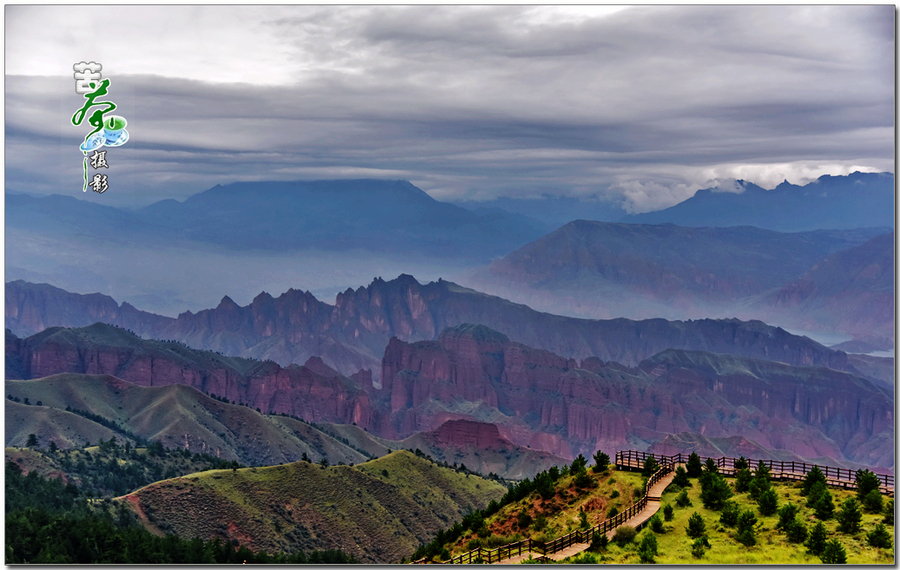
<box><xmin>686</xmin><ymin>512</ymin><xmax>706</xmax><ymax>538</ymax></box>
<box><xmin>866</xmin><ymin>523</ymin><xmax>893</xmax><ymax>549</ymax></box>
<box><xmin>801</xmin><ymin>465</ymin><xmax>826</xmax><ymax>497</ymax></box>
<box><xmin>785</xmin><ymin>520</ymin><xmax>808</xmax><ymax>544</ymax></box>
<box><xmin>590</xmin><ymin>531</ymin><xmax>609</xmax><ymax>552</ymax></box>
<box><xmin>634</xmin><ymin>486</ymin><xmax>643</xmax><ymax>498</ymax></box>
<box><xmin>819</xmin><ymin>538</ymin><xmax>847</xmax><ymax>564</ymax></box>
<box><xmin>836</xmin><ymin>498</ymin><xmax>862</xmax><ymax>534</ymax></box>
<box><xmin>686</xmin><ymin>453</ymin><xmax>703</xmax><ymax>478</ymax></box>
<box><xmin>533</xmin><ymin>514</ymin><xmax>548</xmax><ymax>532</ymax></box>
<box><xmin>690</xmin><ymin>536</ymin><xmax>710</xmax><ymax>559</ymax></box>
<box><xmin>882</xmin><ymin>499</ymin><xmax>894</xmax><ymax>526</ymax></box>
<box><xmin>805</xmin><ymin>521</ymin><xmax>828</xmax><ymax>555</ymax></box>
<box><xmin>662</xmin><ymin>504</ymin><xmax>674</xmax><ymax>521</ymax></box>
<box><xmin>855</xmin><ymin>469</ymin><xmax>881</xmax><ymax>501</ymax></box>
<box><xmin>719</xmin><ymin>501</ymin><xmax>739</xmax><ymax>527</ymax></box>
<box><xmin>734</xmin><ymin>468</ymin><xmax>753</xmax><ymax>493</ymax></box>
<box><xmin>863</xmin><ymin>489</ymin><xmax>883</xmax><ymax>514</ymax></box>
<box><xmin>757</xmin><ymin>488</ymin><xmax>779</xmax><ymax>516</ymax></box>
<box><xmin>607</xmin><ymin>506</ymin><xmax>619</xmax><ymax>518</ymax></box>
<box><xmin>649</xmin><ymin>514</ymin><xmax>664</xmax><ymax>533</ymax></box>
<box><xmin>675</xmin><ymin>489</ymin><xmax>692</xmax><ymax>508</ymax></box>
<box><xmin>672</xmin><ymin>466</ymin><xmax>690</xmax><ymax>488</ymax></box>
<box><xmin>637</xmin><ymin>533</ymin><xmax>657</xmax><ymax>563</ymax></box>
<box><xmin>610</xmin><ymin>490</ymin><xmax>620</xmax><ymax>499</ymax></box>
<box><xmin>612</xmin><ymin>525</ymin><xmax>636</xmax><ymax>545</ymax></box>
<box><xmin>517</xmin><ymin>511</ymin><xmax>533</xmax><ymax>529</ymax></box>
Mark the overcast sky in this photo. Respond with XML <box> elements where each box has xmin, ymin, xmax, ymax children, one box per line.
<box><xmin>5</xmin><ymin>5</ymin><xmax>894</xmax><ymax>211</ymax></box>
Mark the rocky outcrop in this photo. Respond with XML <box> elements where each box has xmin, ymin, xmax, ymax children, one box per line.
<box><xmin>7</xmin><ymin>321</ymin><xmax>893</xmax><ymax>469</ymax></box>
<box><xmin>5</xmin><ymin>280</ymin><xmax>171</xmax><ymax>338</ymax></box>
<box><xmin>8</xmin><ymin>324</ymin><xmax>377</xmax><ymax>430</ymax></box>
<box><xmin>381</xmin><ymin>325</ymin><xmax>894</xmax><ymax>468</ymax></box>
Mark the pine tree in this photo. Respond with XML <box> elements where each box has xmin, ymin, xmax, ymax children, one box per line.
<box><xmin>805</xmin><ymin>521</ymin><xmax>828</xmax><ymax>555</ymax></box>
<box><xmin>855</xmin><ymin>469</ymin><xmax>881</xmax><ymax>502</ymax></box>
<box><xmin>820</xmin><ymin>539</ymin><xmax>847</xmax><ymax>564</ymax></box>
<box><xmin>672</xmin><ymin>466</ymin><xmax>690</xmax><ymax>488</ymax></box>
<box><xmin>637</xmin><ymin>533</ymin><xmax>658</xmax><ymax>563</ymax></box>
<box><xmin>801</xmin><ymin>465</ymin><xmax>826</xmax><ymax>497</ymax></box>
<box><xmin>785</xmin><ymin>520</ymin><xmax>808</xmax><ymax>544</ymax></box>
<box><xmin>663</xmin><ymin>504</ymin><xmax>674</xmax><ymax>521</ymax></box>
<box><xmin>686</xmin><ymin>453</ymin><xmax>703</xmax><ymax>478</ymax></box>
<box><xmin>836</xmin><ymin>498</ymin><xmax>862</xmax><ymax>534</ymax></box>
<box><xmin>592</xmin><ymin>450</ymin><xmax>610</xmax><ymax>473</ymax></box>
<box><xmin>734</xmin><ymin>468</ymin><xmax>753</xmax><ymax>493</ymax></box>
<box><xmin>866</xmin><ymin>523</ymin><xmax>893</xmax><ymax>549</ymax></box>
<box><xmin>862</xmin><ymin>489</ymin><xmax>884</xmax><ymax>514</ymax></box>
<box><xmin>812</xmin><ymin>488</ymin><xmax>835</xmax><ymax>520</ymax></box>
<box><xmin>757</xmin><ymin>488</ymin><xmax>779</xmax><ymax>516</ymax></box>
<box><xmin>686</xmin><ymin>512</ymin><xmax>706</xmax><ymax>538</ymax></box>
<box><xmin>700</xmin><ymin>472</ymin><xmax>733</xmax><ymax>510</ymax></box>
<box><xmin>776</xmin><ymin>503</ymin><xmax>799</xmax><ymax>530</ymax></box>
<box><xmin>719</xmin><ymin>501</ymin><xmax>739</xmax><ymax>527</ymax></box>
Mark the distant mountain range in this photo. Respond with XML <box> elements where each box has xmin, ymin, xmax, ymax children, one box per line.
<box><xmin>8</xmin><ymin>179</ymin><xmax>547</xmax><ymax>262</ymax></box>
<box><xmin>468</xmin><ymin>221</ymin><xmax>892</xmax><ymax>342</ymax></box>
<box><xmin>619</xmin><ymin>171</ymin><xmax>893</xmax><ymax>231</ymax></box>
<box><xmin>6</xmin><ymin>276</ymin><xmax>858</xmax><ymax>382</ymax></box>
<box><xmin>9</xmin><ymin>321</ymin><xmax>891</xmax><ymax>469</ymax></box>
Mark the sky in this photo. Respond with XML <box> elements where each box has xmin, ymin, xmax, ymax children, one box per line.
<box><xmin>5</xmin><ymin>5</ymin><xmax>895</xmax><ymax>212</ymax></box>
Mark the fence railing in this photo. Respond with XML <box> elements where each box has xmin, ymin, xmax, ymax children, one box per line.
<box><xmin>615</xmin><ymin>450</ymin><xmax>894</xmax><ymax>490</ymax></box>
<box><xmin>414</xmin><ymin>460</ymin><xmax>673</xmax><ymax>564</ymax></box>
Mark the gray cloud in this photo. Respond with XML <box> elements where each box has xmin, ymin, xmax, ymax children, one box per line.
<box><xmin>5</xmin><ymin>5</ymin><xmax>893</xmax><ymax>211</ymax></box>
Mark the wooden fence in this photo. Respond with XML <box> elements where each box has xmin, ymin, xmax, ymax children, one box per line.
<box><xmin>615</xmin><ymin>450</ymin><xmax>894</xmax><ymax>491</ymax></box>
<box><xmin>412</xmin><ymin>450</ymin><xmax>893</xmax><ymax>564</ymax></box>
<box><xmin>414</xmin><ymin>460</ymin><xmax>673</xmax><ymax>564</ymax></box>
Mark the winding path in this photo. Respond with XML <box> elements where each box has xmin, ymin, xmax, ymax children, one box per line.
<box><xmin>496</xmin><ymin>466</ymin><xmax>679</xmax><ymax>564</ymax></box>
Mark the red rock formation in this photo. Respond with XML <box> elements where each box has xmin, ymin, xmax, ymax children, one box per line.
<box><xmin>434</xmin><ymin>420</ymin><xmax>509</xmax><ymax>450</ymax></box>
<box><xmin>380</xmin><ymin>325</ymin><xmax>893</xmax><ymax>468</ymax></box>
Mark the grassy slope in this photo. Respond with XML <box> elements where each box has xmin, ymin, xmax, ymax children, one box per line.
<box><xmin>584</xmin><ymin>477</ymin><xmax>894</xmax><ymax>564</ymax></box>
<box><xmin>122</xmin><ymin>450</ymin><xmax>506</xmax><ymax>563</ymax></box>
<box><xmin>6</xmin><ymin>375</ymin><xmax>367</xmax><ymax>466</ymax></box>
<box><xmin>447</xmin><ymin>468</ymin><xmax>647</xmax><ymax>555</ymax></box>
<box><xmin>5</xmin><ymin>400</ymin><xmax>126</xmax><ymax>449</ymax></box>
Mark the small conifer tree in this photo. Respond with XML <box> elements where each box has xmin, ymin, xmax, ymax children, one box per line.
<box><xmin>805</xmin><ymin>521</ymin><xmax>828</xmax><ymax>555</ymax></box>
<box><xmin>686</xmin><ymin>512</ymin><xmax>706</xmax><ymax>538</ymax></box>
<box><xmin>820</xmin><ymin>539</ymin><xmax>847</xmax><ymax>564</ymax></box>
<box><xmin>836</xmin><ymin>498</ymin><xmax>862</xmax><ymax>534</ymax></box>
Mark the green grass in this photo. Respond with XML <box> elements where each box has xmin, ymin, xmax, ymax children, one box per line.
<box><xmin>125</xmin><ymin>450</ymin><xmax>506</xmax><ymax>564</ymax></box>
<box><xmin>444</xmin><ymin>467</ymin><xmax>646</xmax><ymax>556</ymax></box>
<box><xmin>566</xmin><ymin>478</ymin><xmax>894</xmax><ymax>564</ymax></box>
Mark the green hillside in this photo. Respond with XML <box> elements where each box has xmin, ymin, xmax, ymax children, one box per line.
<box><xmin>122</xmin><ymin>450</ymin><xmax>506</xmax><ymax>563</ymax></box>
<box><xmin>6</xmin><ymin>374</ymin><xmax>369</xmax><ymax>466</ymax></box>
<box><xmin>415</xmin><ymin>455</ymin><xmax>895</xmax><ymax>565</ymax></box>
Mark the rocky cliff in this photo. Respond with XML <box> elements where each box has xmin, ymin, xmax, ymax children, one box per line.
<box><xmin>7</xmin><ymin>324</ymin><xmax>376</xmax><ymax>429</ymax></box>
<box><xmin>381</xmin><ymin>324</ymin><xmax>893</xmax><ymax>468</ymax></box>
<box><xmin>6</xmin><ymin>276</ymin><xmax>857</xmax><ymax>383</ymax></box>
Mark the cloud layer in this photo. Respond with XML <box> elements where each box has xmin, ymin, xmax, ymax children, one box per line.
<box><xmin>6</xmin><ymin>5</ymin><xmax>894</xmax><ymax>211</ymax></box>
